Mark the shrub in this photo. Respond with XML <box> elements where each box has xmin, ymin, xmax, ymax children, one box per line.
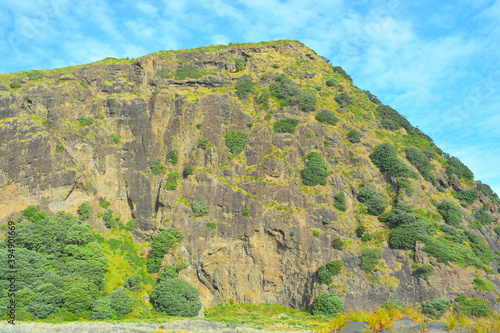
<box><xmin>332</xmin><ymin>238</ymin><xmax>345</xmax><ymax>250</ymax></box>
<box><xmin>28</xmin><ymin>71</ymin><xmax>43</xmax><ymax>80</ymax></box>
<box><xmin>355</xmin><ymin>224</ymin><xmax>367</xmax><ymax>238</ymax></box>
<box><xmin>156</xmin><ymin>67</ymin><xmax>170</xmax><ymax>78</ymax></box>
<box><xmin>474</xmin><ymin>206</ymin><xmax>492</xmax><ymax>226</ymax></box>
<box><xmin>23</xmin><ymin>205</ymin><xmax>46</xmax><ymax>222</ymax></box>
<box><xmin>494</xmin><ymin>226</ymin><xmax>500</xmax><ymax>237</ymax></box>
<box><xmin>334</xmin><ymin>92</ymin><xmax>352</xmax><ymax>107</ymax></box>
<box><xmin>405</xmin><ymin>147</ymin><xmax>435</xmax><ymax>183</ymax></box>
<box><xmin>147</xmin><ymin>228</ymin><xmax>183</xmax><ymax>273</ymax></box>
<box><xmin>206</xmin><ymin>222</ymin><xmax>217</xmax><ymax>230</ymax></box>
<box><xmin>10</xmin><ymin>80</ymin><xmax>21</xmax><ymax>89</ymax></box>
<box><xmin>385</xmin><ymin>202</ymin><xmax>417</xmax><ymax>227</ymax></box>
<box><xmin>362</xmin><ymin>233</ymin><xmax>373</xmax><ymax>242</ymax></box>
<box><xmin>423</xmin><ymin>237</ymin><xmax>480</xmax><ymax>267</ymax></box>
<box><xmin>242</xmin><ymin>208</ymin><xmax>250</xmax><ymax>217</ymax></box>
<box><xmin>125</xmin><ymin>219</ymin><xmax>135</xmax><ymax>231</ymax></box>
<box><xmin>326</xmin><ymin>260</ymin><xmax>343</xmax><ymax>275</ymax></box>
<box><xmin>453</xmin><ymin>190</ymin><xmax>478</xmax><ymax>205</ymax></box>
<box><xmin>270</xmin><ymin>74</ymin><xmax>317</xmax><ymax>111</ymax></box>
<box><xmin>315</xmin><ymin>109</ymin><xmax>339</xmax><ymax>125</ymax></box>
<box><xmin>157</xmin><ymin>265</ymin><xmax>179</xmax><ymax>282</ymax></box>
<box><xmin>334</xmin><ymin>192</ymin><xmax>347</xmax><ymax>212</ymax></box>
<box><xmin>440</xmin><ymin>224</ymin><xmax>465</xmax><ymax>243</ymax></box>
<box><xmin>347</xmin><ymin>129</ymin><xmax>360</xmax><ymax>143</ymax></box>
<box><xmin>196</xmin><ymin>123</ymin><xmax>202</xmax><ymax>130</ymax></box>
<box><xmin>464</xmin><ymin>231</ymin><xmax>494</xmax><ymax>265</ymax></box>
<box><xmin>234</xmin><ymin>58</ymin><xmax>246</xmax><ymax>72</ymax></box>
<box><xmin>225</xmin><ymin>130</ymin><xmax>247</xmax><ymax>155</ymax></box>
<box><xmin>359</xmin><ymin>248</ymin><xmax>382</xmax><ymax>273</ymax></box>
<box><xmin>192</xmin><ymin>201</ymin><xmax>209</xmax><ymax>217</ymax></box>
<box><xmin>100</xmin><ymin>199</ymin><xmax>111</xmax><ymax>209</ymax></box>
<box><xmin>91</xmin><ymin>298</ymin><xmax>115</xmax><ymax>320</ymax></box>
<box><xmin>235</xmin><ymin>75</ymin><xmax>254</xmax><ymax>99</ymax></box>
<box><xmin>43</xmin><ymin>119</ymin><xmax>53</xmax><ymax>129</ymax></box>
<box><xmin>437</xmin><ymin>201</ymin><xmax>462</xmax><ymax>226</ymax></box>
<box><xmin>77</xmin><ymin>116</ymin><xmax>94</xmax><ymax>126</ymax></box>
<box><xmin>388</xmin><ymin>218</ymin><xmax>436</xmax><ymax>250</ymax></box>
<box><xmin>255</xmin><ymin>90</ymin><xmax>270</xmax><ymax>110</ymax></box>
<box><xmin>357</xmin><ymin>187</ymin><xmax>377</xmax><ymax>203</ymax></box>
<box><xmin>167</xmin><ymin>149</ymin><xmax>178</xmax><ymax>166</ymax></box>
<box><xmin>183</xmin><ymin>165</ymin><xmax>193</xmax><ymax>177</ymax></box>
<box><xmin>421</xmin><ymin>298</ymin><xmax>450</xmax><ymax>319</ymax></box>
<box><xmin>365</xmin><ymin>90</ymin><xmax>382</xmax><ymax>105</ymax></box>
<box><xmin>150</xmin><ymin>157</ymin><xmax>165</xmax><ymax>175</ymax></box>
<box><xmin>151</xmin><ymin>278</ymin><xmax>201</xmax><ymax>317</ymax></box>
<box><xmin>109</xmin><ymin>287</ymin><xmax>134</xmax><ymax>317</ymax></box>
<box><xmin>445</xmin><ymin>155</ymin><xmax>473</xmax><ymax>180</ymax></box>
<box><xmin>454</xmin><ymin>295</ymin><xmax>490</xmax><ymax>317</ymax></box>
<box><xmin>412</xmin><ymin>264</ymin><xmax>434</xmax><ymax>279</ymax></box>
<box><xmin>476</xmin><ymin>181</ymin><xmax>500</xmax><ymax>204</ymax></box>
<box><xmin>473</xmin><ymin>276</ymin><xmax>494</xmax><ymax>291</ymax></box>
<box><xmin>317</xmin><ymin>265</ymin><xmax>333</xmax><ymax>285</ymax></box>
<box><xmin>102</xmin><ymin>209</ymin><xmax>115</xmax><ymax>228</ymax></box>
<box><xmin>376</xmin><ymin>105</ymin><xmax>412</xmax><ymax>131</ymax></box>
<box><xmin>273</xmin><ymin>118</ymin><xmax>299</xmax><ymax>133</ymax></box>
<box><xmin>124</xmin><ymin>275</ymin><xmax>141</xmax><ymax>289</ymax></box>
<box><xmin>365</xmin><ymin>193</ymin><xmax>387</xmax><ymax>216</ymax></box>
<box><xmin>325</xmin><ymin>79</ymin><xmax>335</xmax><ymax>87</ymax></box>
<box><xmin>300</xmin><ymin>152</ymin><xmax>328</xmax><ymax>186</ymax></box>
<box><xmin>332</xmin><ymin>66</ymin><xmax>352</xmax><ymax>82</ymax></box>
<box><xmin>175</xmin><ymin>66</ymin><xmax>206</xmax><ymax>80</ymax></box>
<box><xmin>369</xmin><ymin>143</ymin><xmax>418</xmax><ymax>179</ymax></box>
<box><xmin>311</xmin><ymin>292</ymin><xmax>344</xmax><ymax>316</ymax></box>
<box><xmin>198</xmin><ymin>137</ymin><xmax>209</xmax><ymax>150</ymax></box>
<box><xmin>77</xmin><ymin>203</ymin><xmax>91</xmax><ymax>221</ymax></box>
<box><xmin>396</xmin><ymin>177</ymin><xmax>415</xmax><ymax>196</ymax></box>
<box><xmin>55</xmin><ymin>144</ymin><xmax>64</xmax><ymax>153</ymax></box>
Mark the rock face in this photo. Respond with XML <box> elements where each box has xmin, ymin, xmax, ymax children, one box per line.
<box><xmin>1</xmin><ymin>40</ymin><xmax>499</xmax><ymax>311</ymax></box>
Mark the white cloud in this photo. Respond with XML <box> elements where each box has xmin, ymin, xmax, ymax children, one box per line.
<box><xmin>136</xmin><ymin>2</ymin><xmax>158</xmax><ymax>16</ymax></box>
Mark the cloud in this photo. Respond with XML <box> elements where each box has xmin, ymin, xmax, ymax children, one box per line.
<box><xmin>136</xmin><ymin>2</ymin><xmax>158</xmax><ymax>16</ymax></box>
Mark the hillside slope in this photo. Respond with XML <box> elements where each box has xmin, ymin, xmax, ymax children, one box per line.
<box><xmin>1</xmin><ymin>40</ymin><xmax>499</xmax><ymax>312</ymax></box>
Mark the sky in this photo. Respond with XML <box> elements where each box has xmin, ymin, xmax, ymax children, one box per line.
<box><xmin>1</xmin><ymin>0</ymin><xmax>499</xmax><ymax>194</ymax></box>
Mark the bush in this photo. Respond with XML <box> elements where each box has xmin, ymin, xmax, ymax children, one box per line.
<box><xmin>225</xmin><ymin>130</ymin><xmax>248</xmax><ymax>155</ymax></box>
<box><xmin>412</xmin><ymin>264</ymin><xmax>434</xmax><ymax>279</ymax></box>
<box><xmin>242</xmin><ymin>208</ymin><xmax>250</xmax><ymax>217</ymax></box>
<box><xmin>326</xmin><ymin>79</ymin><xmax>335</xmax><ymax>87</ymax></box>
<box><xmin>454</xmin><ymin>295</ymin><xmax>490</xmax><ymax>317</ymax></box>
<box><xmin>326</xmin><ymin>260</ymin><xmax>343</xmax><ymax>275</ymax></box>
<box><xmin>270</xmin><ymin>74</ymin><xmax>317</xmax><ymax>111</ymax></box>
<box><xmin>77</xmin><ymin>116</ymin><xmax>94</xmax><ymax>126</ymax></box>
<box><xmin>473</xmin><ymin>276</ymin><xmax>494</xmax><ymax>291</ymax></box>
<box><xmin>192</xmin><ymin>201</ymin><xmax>209</xmax><ymax>217</ymax></box>
<box><xmin>255</xmin><ymin>90</ymin><xmax>270</xmax><ymax>110</ymax></box>
<box><xmin>365</xmin><ymin>193</ymin><xmax>387</xmax><ymax>216</ymax></box>
<box><xmin>332</xmin><ymin>238</ymin><xmax>345</xmax><ymax>250</ymax></box>
<box><xmin>55</xmin><ymin>144</ymin><xmax>64</xmax><ymax>153</ymax></box>
<box><xmin>315</xmin><ymin>109</ymin><xmax>339</xmax><ymax>125</ymax></box>
<box><xmin>332</xmin><ymin>66</ymin><xmax>352</xmax><ymax>82</ymax></box>
<box><xmin>125</xmin><ymin>219</ymin><xmax>135</xmax><ymax>231</ymax></box>
<box><xmin>77</xmin><ymin>203</ymin><xmax>91</xmax><ymax>221</ymax></box>
<box><xmin>198</xmin><ymin>138</ymin><xmax>209</xmax><ymax>150</ymax></box>
<box><xmin>476</xmin><ymin>181</ymin><xmax>500</xmax><ymax>204</ymax></box>
<box><xmin>421</xmin><ymin>298</ymin><xmax>450</xmax><ymax>319</ymax></box>
<box><xmin>359</xmin><ymin>248</ymin><xmax>382</xmax><ymax>273</ymax></box>
<box><xmin>300</xmin><ymin>152</ymin><xmax>328</xmax><ymax>186</ymax></box>
<box><xmin>167</xmin><ymin>150</ymin><xmax>178</xmax><ymax>166</ymax></box>
<box><xmin>464</xmin><ymin>231</ymin><xmax>494</xmax><ymax>265</ymax></box>
<box><xmin>388</xmin><ymin>218</ymin><xmax>436</xmax><ymax>250</ymax></box>
<box><xmin>445</xmin><ymin>155</ymin><xmax>473</xmax><ymax>180</ymax></box>
<box><xmin>369</xmin><ymin>143</ymin><xmax>418</xmax><ymax>179</ymax></box>
<box><xmin>405</xmin><ymin>147</ymin><xmax>435</xmax><ymax>183</ymax></box>
<box><xmin>453</xmin><ymin>190</ymin><xmax>478</xmax><ymax>205</ymax></box>
<box><xmin>396</xmin><ymin>177</ymin><xmax>415</xmax><ymax>196</ymax></box>
<box><xmin>317</xmin><ymin>265</ymin><xmax>333</xmax><ymax>285</ymax></box>
<box><xmin>109</xmin><ymin>287</ymin><xmax>134</xmax><ymax>317</ymax></box>
<box><xmin>150</xmin><ymin>157</ymin><xmax>165</xmax><ymax>175</ymax></box>
<box><xmin>440</xmin><ymin>224</ymin><xmax>465</xmax><ymax>243</ymax></box>
<box><xmin>91</xmin><ymin>298</ymin><xmax>115</xmax><ymax>320</ymax></box>
<box><xmin>234</xmin><ymin>58</ymin><xmax>246</xmax><ymax>72</ymax></box>
<box><xmin>175</xmin><ymin>66</ymin><xmax>206</xmax><ymax>80</ymax></box>
<box><xmin>347</xmin><ymin>129</ymin><xmax>360</xmax><ymax>143</ymax></box>
<box><xmin>357</xmin><ymin>187</ymin><xmax>377</xmax><ymax>203</ymax></box>
<box><xmin>385</xmin><ymin>202</ymin><xmax>417</xmax><ymax>227</ymax></box>
<box><xmin>10</xmin><ymin>80</ymin><xmax>21</xmax><ymax>89</ymax></box>
<box><xmin>437</xmin><ymin>201</ymin><xmax>462</xmax><ymax>226</ymax></box>
<box><xmin>365</xmin><ymin>90</ymin><xmax>382</xmax><ymax>105</ymax></box>
<box><xmin>147</xmin><ymin>228</ymin><xmax>183</xmax><ymax>273</ymax></box>
<box><xmin>474</xmin><ymin>206</ymin><xmax>492</xmax><ymax>226</ymax></box>
<box><xmin>334</xmin><ymin>192</ymin><xmax>347</xmax><ymax>212</ymax></box>
<box><xmin>376</xmin><ymin>105</ymin><xmax>412</xmax><ymax>131</ymax></box>
<box><xmin>311</xmin><ymin>292</ymin><xmax>344</xmax><ymax>316</ymax></box>
<box><xmin>100</xmin><ymin>200</ymin><xmax>111</xmax><ymax>209</ymax></box>
<box><xmin>381</xmin><ymin>300</ymin><xmax>407</xmax><ymax>311</ymax></box>
<box><xmin>183</xmin><ymin>165</ymin><xmax>193</xmax><ymax>177</ymax></box>
<box><xmin>423</xmin><ymin>237</ymin><xmax>480</xmax><ymax>267</ymax></box>
<box><xmin>28</xmin><ymin>71</ymin><xmax>43</xmax><ymax>80</ymax></box>
<box><xmin>334</xmin><ymin>92</ymin><xmax>352</xmax><ymax>107</ymax></box>
<box><xmin>273</xmin><ymin>118</ymin><xmax>299</xmax><ymax>133</ymax></box>
<box><xmin>151</xmin><ymin>278</ymin><xmax>201</xmax><ymax>317</ymax></box>
<box><xmin>125</xmin><ymin>275</ymin><xmax>141</xmax><ymax>289</ymax></box>
<box><xmin>43</xmin><ymin>119</ymin><xmax>53</xmax><ymax>129</ymax></box>
<box><xmin>157</xmin><ymin>265</ymin><xmax>179</xmax><ymax>282</ymax></box>
<box><xmin>234</xmin><ymin>75</ymin><xmax>254</xmax><ymax>99</ymax></box>
<box><xmin>362</xmin><ymin>233</ymin><xmax>373</xmax><ymax>242</ymax></box>
<box><xmin>156</xmin><ymin>67</ymin><xmax>170</xmax><ymax>78</ymax></box>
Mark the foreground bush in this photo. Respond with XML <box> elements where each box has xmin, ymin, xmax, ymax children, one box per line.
<box><xmin>454</xmin><ymin>295</ymin><xmax>490</xmax><ymax>317</ymax></box>
<box><xmin>311</xmin><ymin>292</ymin><xmax>344</xmax><ymax>316</ymax></box>
<box><xmin>151</xmin><ymin>278</ymin><xmax>202</xmax><ymax>317</ymax></box>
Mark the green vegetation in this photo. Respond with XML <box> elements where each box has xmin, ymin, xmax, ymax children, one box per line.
<box><xmin>102</xmin><ymin>209</ymin><xmax>115</xmax><ymax>228</ymax></box>
<box><xmin>165</xmin><ymin>172</ymin><xmax>179</xmax><ymax>190</ymax></box>
<box><xmin>376</xmin><ymin>105</ymin><xmax>411</xmax><ymax>131</ymax></box>
<box><xmin>43</xmin><ymin>119</ymin><xmax>53</xmax><ymax>129</ymax></box>
<box><xmin>476</xmin><ymin>181</ymin><xmax>500</xmax><ymax>204</ymax></box>
<box><xmin>423</xmin><ymin>237</ymin><xmax>482</xmax><ymax>268</ymax></box>
<box><xmin>99</xmin><ymin>200</ymin><xmax>111</xmax><ymax>209</ymax></box>
<box><xmin>473</xmin><ymin>205</ymin><xmax>492</xmax><ymax>226</ymax></box>
<box><xmin>359</xmin><ymin>248</ymin><xmax>382</xmax><ymax>273</ymax></box>
<box><xmin>270</xmin><ymin>74</ymin><xmax>317</xmax><ymax>111</ymax></box>
<box><xmin>369</xmin><ymin>143</ymin><xmax>418</xmax><ymax>179</ymax></box>
<box><xmin>464</xmin><ymin>231</ymin><xmax>494</xmax><ymax>265</ymax></box>
<box><xmin>192</xmin><ymin>201</ymin><xmax>209</xmax><ymax>217</ymax></box>
<box><xmin>334</xmin><ymin>192</ymin><xmax>347</xmax><ymax>211</ymax></box>
<box><xmin>273</xmin><ymin>118</ymin><xmax>299</xmax><ymax>133</ymax></box>
<box><xmin>125</xmin><ymin>219</ymin><xmax>135</xmax><ymax>231</ymax></box>
<box><xmin>10</xmin><ymin>80</ymin><xmax>21</xmax><ymax>89</ymax></box>
<box><xmin>334</xmin><ymin>92</ymin><xmax>352</xmax><ymax>107</ymax></box>
<box><xmin>473</xmin><ymin>276</ymin><xmax>494</xmax><ymax>291</ymax></box>
<box><xmin>167</xmin><ymin>149</ymin><xmax>179</xmax><ymax>166</ymax></box>
<box><xmin>28</xmin><ymin>71</ymin><xmax>43</xmax><ymax>80</ymax></box>
<box><xmin>156</xmin><ymin>67</ymin><xmax>170</xmax><ymax>78</ymax></box>
<box><xmin>454</xmin><ymin>295</ymin><xmax>490</xmax><ymax>317</ymax></box>
<box><xmin>445</xmin><ymin>155</ymin><xmax>473</xmax><ymax>180</ymax></box>
<box><xmin>332</xmin><ymin>238</ymin><xmax>345</xmax><ymax>250</ymax></box>
<box><xmin>77</xmin><ymin>203</ymin><xmax>91</xmax><ymax>221</ymax></box>
<box><xmin>326</xmin><ymin>260</ymin><xmax>343</xmax><ymax>276</ymax></box>
<box><xmin>315</xmin><ymin>109</ymin><xmax>339</xmax><ymax>125</ymax></box>
<box><xmin>317</xmin><ymin>265</ymin><xmax>333</xmax><ymax>285</ymax></box>
<box><xmin>421</xmin><ymin>298</ymin><xmax>450</xmax><ymax>319</ymax></box>
<box><xmin>151</xmin><ymin>278</ymin><xmax>201</xmax><ymax>317</ymax></box>
<box><xmin>150</xmin><ymin>157</ymin><xmax>165</xmax><ymax>175</ymax></box>
<box><xmin>347</xmin><ymin>129</ymin><xmax>360</xmax><ymax>143</ymax></box>
<box><xmin>235</xmin><ymin>58</ymin><xmax>246</xmax><ymax>71</ymax></box>
<box><xmin>357</xmin><ymin>187</ymin><xmax>386</xmax><ymax>216</ymax></box>
<box><xmin>77</xmin><ymin>116</ymin><xmax>94</xmax><ymax>127</ymax></box>
<box><xmin>183</xmin><ymin>165</ymin><xmax>193</xmax><ymax>177</ymax></box>
<box><xmin>412</xmin><ymin>264</ymin><xmax>434</xmax><ymax>279</ymax></box>
<box><xmin>147</xmin><ymin>228</ymin><xmax>183</xmax><ymax>273</ymax></box>
<box><xmin>175</xmin><ymin>65</ymin><xmax>212</xmax><ymax>80</ymax></box>
<box><xmin>225</xmin><ymin>130</ymin><xmax>248</xmax><ymax>155</ymax></box>
<box><xmin>453</xmin><ymin>190</ymin><xmax>478</xmax><ymax>205</ymax></box>
<box><xmin>242</xmin><ymin>208</ymin><xmax>250</xmax><ymax>217</ymax></box>
<box><xmin>55</xmin><ymin>144</ymin><xmax>64</xmax><ymax>153</ymax></box>
<box><xmin>332</xmin><ymin>66</ymin><xmax>352</xmax><ymax>82</ymax></box>
<box><xmin>311</xmin><ymin>292</ymin><xmax>344</xmax><ymax>316</ymax></box>
<box><xmin>405</xmin><ymin>147</ymin><xmax>436</xmax><ymax>184</ymax></box>
<box><xmin>325</xmin><ymin>79</ymin><xmax>335</xmax><ymax>87</ymax></box>
<box><xmin>440</xmin><ymin>224</ymin><xmax>465</xmax><ymax>243</ymax></box>
<box><xmin>198</xmin><ymin>137</ymin><xmax>209</xmax><ymax>149</ymax></box>
<box><xmin>235</xmin><ymin>75</ymin><xmax>254</xmax><ymax>99</ymax></box>
<box><xmin>389</xmin><ymin>218</ymin><xmax>436</xmax><ymax>250</ymax></box>
<box><xmin>300</xmin><ymin>152</ymin><xmax>328</xmax><ymax>186</ymax></box>
<box><xmin>437</xmin><ymin>201</ymin><xmax>462</xmax><ymax>226</ymax></box>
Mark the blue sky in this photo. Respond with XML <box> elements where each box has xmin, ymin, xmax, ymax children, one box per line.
<box><xmin>1</xmin><ymin>0</ymin><xmax>499</xmax><ymax>194</ymax></box>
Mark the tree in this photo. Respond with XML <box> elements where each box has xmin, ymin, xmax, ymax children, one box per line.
<box><xmin>92</xmin><ymin>298</ymin><xmax>115</xmax><ymax>320</ymax></box>
<box><xmin>347</xmin><ymin>129</ymin><xmax>360</xmax><ymax>143</ymax></box>
<box><xmin>125</xmin><ymin>275</ymin><xmax>141</xmax><ymax>290</ymax></box>
<box><xmin>109</xmin><ymin>287</ymin><xmax>134</xmax><ymax>317</ymax></box>
<box><xmin>315</xmin><ymin>109</ymin><xmax>339</xmax><ymax>125</ymax></box>
<box><xmin>300</xmin><ymin>152</ymin><xmax>328</xmax><ymax>186</ymax></box>
<box><xmin>147</xmin><ymin>228</ymin><xmax>183</xmax><ymax>273</ymax></box>
<box><xmin>151</xmin><ymin>278</ymin><xmax>202</xmax><ymax>317</ymax></box>
<box><xmin>192</xmin><ymin>201</ymin><xmax>209</xmax><ymax>217</ymax></box>
<box><xmin>234</xmin><ymin>75</ymin><xmax>254</xmax><ymax>99</ymax></box>
<box><xmin>317</xmin><ymin>265</ymin><xmax>333</xmax><ymax>285</ymax></box>
<box><xmin>77</xmin><ymin>203</ymin><xmax>91</xmax><ymax>221</ymax></box>
<box><xmin>311</xmin><ymin>292</ymin><xmax>344</xmax><ymax>316</ymax></box>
